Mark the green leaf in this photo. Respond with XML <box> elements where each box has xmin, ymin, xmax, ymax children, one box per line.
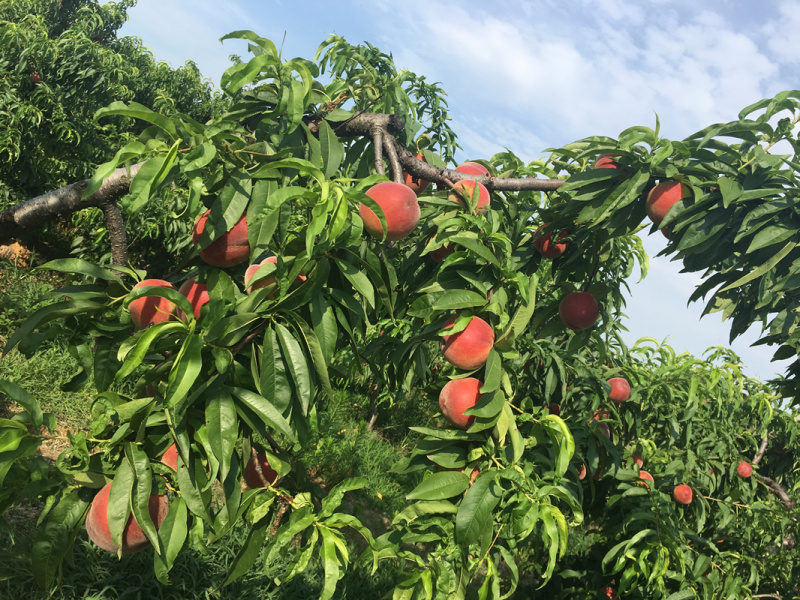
<box><xmin>154</xmin><ymin>497</ymin><xmax>189</xmax><ymax>584</ymax></box>
<box><xmin>115</xmin><ymin>322</ymin><xmax>185</xmax><ymax>382</ymax></box>
<box><xmin>719</xmin><ymin>241</ymin><xmax>797</xmax><ymax>292</ymax></box>
<box><xmin>260</xmin><ymin>327</ymin><xmax>293</xmax><ymax>415</ymax></box>
<box><xmin>164</xmin><ymin>333</ymin><xmax>204</xmax><ymax>409</ymax></box>
<box><xmin>205</xmin><ymin>390</ymin><xmax>238</xmax><ymax>483</ymax></box>
<box><xmin>320</xmin><ymin>477</ymin><xmax>368</xmax><ymax>518</ymax></box>
<box><xmin>31</xmin><ymin>489</ymin><xmax>90</xmax><ymax>589</ymax></box>
<box><xmin>319</xmin><ymin>526</ymin><xmax>344</xmax><ymax>600</ymax></box>
<box><xmin>0</xmin><ymin>379</ymin><xmax>42</xmax><ymax>428</ymax></box>
<box><xmin>432</xmin><ymin>290</ymin><xmax>487</xmax><ymax>311</ymax></box>
<box><xmin>392</xmin><ymin>501</ymin><xmax>459</xmax><ymax>525</ymax></box>
<box><xmin>222</xmin><ymin>514</ymin><xmax>270</xmax><ymax>586</ymax></box>
<box><xmin>275</xmin><ymin>323</ymin><xmax>312</xmax><ymax>415</ymax></box>
<box><xmin>407</xmin><ymin>471</ymin><xmax>471</xmax><ymax>501</ymax></box>
<box><xmin>230</xmin><ymin>387</ymin><xmax>297</xmax><ymax>442</ymax></box>
<box><xmin>126</xmin><ymin>444</ymin><xmax>160</xmax><ymax>553</ymax></box>
<box><xmin>333</xmin><ymin>258</ymin><xmax>376</xmax><ymax>309</ymax></box>
<box><xmin>3</xmin><ymin>299</ymin><xmax>103</xmax><ymax>357</ymax></box>
<box><xmin>455</xmin><ymin>472</ymin><xmax>501</xmax><ymax>548</ymax></box>
<box><xmin>319</xmin><ymin>120</ymin><xmax>344</xmax><ymax>179</ymax></box>
<box><xmin>36</xmin><ymin>258</ymin><xmax>123</xmax><ymax>284</ymax></box>
<box><xmin>95</xmin><ymin>101</ymin><xmax>178</xmax><ymax>139</ymax></box>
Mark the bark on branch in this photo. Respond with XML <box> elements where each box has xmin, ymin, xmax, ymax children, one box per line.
<box><xmin>308</xmin><ymin>111</ymin><xmax>565</xmax><ymax>192</ymax></box>
<box><xmin>0</xmin><ymin>162</ymin><xmax>143</xmax><ymax>246</ymax></box>
<box><xmin>753</xmin><ymin>434</ymin><xmax>770</xmax><ymax>466</ymax></box>
<box><xmin>761</xmin><ymin>475</ymin><xmax>797</xmax><ymax>510</ymax></box>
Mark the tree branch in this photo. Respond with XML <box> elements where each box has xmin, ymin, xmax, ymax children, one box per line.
<box><xmin>99</xmin><ymin>201</ymin><xmax>128</xmax><ymax>267</ymax></box>
<box><xmin>382</xmin><ymin>134</ymin><xmax>404</xmax><ymax>184</ymax></box>
<box><xmin>0</xmin><ymin>162</ymin><xmax>143</xmax><ymax>244</ymax></box>
<box><xmin>371</xmin><ymin>127</ymin><xmax>385</xmax><ymax>176</ymax></box>
<box><xmin>760</xmin><ymin>475</ymin><xmax>797</xmax><ymax>510</ymax></box>
<box><xmin>753</xmin><ymin>434</ymin><xmax>769</xmax><ymax>466</ymax></box>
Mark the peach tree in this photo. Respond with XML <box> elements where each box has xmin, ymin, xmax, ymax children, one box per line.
<box><xmin>1</xmin><ymin>31</ymin><xmax>799</xmax><ymax>599</ymax></box>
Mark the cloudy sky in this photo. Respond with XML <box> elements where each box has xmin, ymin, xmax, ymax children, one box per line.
<box><xmin>120</xmin><ymin>0</ymin><xmax>799</xmax><ymax>382</ymax></box>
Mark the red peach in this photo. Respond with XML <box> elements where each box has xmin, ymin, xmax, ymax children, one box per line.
<box><xmin>532</xmin><ymin>223</ymin><xmax>568</xmax><ymax>259</ymax></box>
<box><xmin>559</xmin><ymin>291</ymin><xmax>600</xmax><ymax>331</ymax></box>
<box><xmin>243</xmin><ymin>453</ymin><xmax>279</xmax><ymax>488</ymax></box>
<box><xmin>439</xmin><ymin>377</ymin><xmax>483</xmax><ymax>430</ymax></box>
<box><xmin>673</xmin><ymin>483</ymin><xmax>693</xmax><ymax>505</ymax></box>
<box><xmin>192</xmin><ymin>210</ymin><xmax>250</xmax><ymax>267</ymax></box>
<box><xmin>177</xmin><ymin>278</ymin><xmax>210</xmax><ymax>319</ymax></box>
<box><xmin>638</xmin><ymin>470</ymin><xmax>654</xmax><ymax>487</ymax></box>
<box><xmin>244</xmin><ymin>256</ymin><xmax>307</xmax><ymax>296</ymax></box>
<box><xmin>595</xmin><ymin>154</ymin><xmax>621</xmax><ymax>169</ymax></box>
<box><xmin>736</xmin><ymin>461</ymin><xmax>752</xmax><ymax>478</ymax></box>
<box><xmin>161</xmin><ymin>443</ymin><xmax>178</xmax><ymax>471</ymax></box>
<box><xmin>360</xmin><ymin>182</ymin><xmax>421</xmax><ymax>241</ymax></box>
<box><xmin>30</xmin><ymin>71</ymin><xmax>42</xmax><ymax>84</ymax></box>
<box><xmin>576</xmin><ymin>464</ymin><xmax>587</xmax><ymax>480</ymax></box>
<box><xmin>546</xmin><ymin>403</ymin><xmax>561</xmax><ymax>416</ymax></box>
<box><xmin>455</xmin><ymin>161</ymin><xmax>490</xmax><ymax>176</ymax></box>
<box><xmin>607</xmin><ymin>377</ymin><xmax>631</xmax><ymax>404</ymax></box>
<box><xmin>430</xmin><ymin>244</ymin><xmax>456</xmax><ymax>262</ymax></box>
<box><xmin>633</xmin><ymin>455</ymin><xmax>644</xmax><ymax>468</ymax></box>
<box><xmin>646</xmin><ymin>181</ymin><xmax>689</xmax><ymax>226</ymax></box>
<box><xmin>85</xmin><ymin>482</ymin><xmax>168</xmax><ymax>554</ymax></box>
<box><xmin>129</xmin><ymin>279</ymin><xmax>176</xmax><ymax>330</ymax></box>
<box><xmin>600</xmin><ymin>585</ymin><xmax>617</xmax><ymax>599</ymax></box>
<box><xmin>403</xmin><ymin>153</ymin><xmax>430</xmax><ymax>195</ymax></box>
<box><xmin>448</xmin><ymin>180</ymin><xmax>490</xmax><ymax>213</ymax></box>
<box><xmin>440</xmin><ymin>316</ymin><xmax>495</xmax><ymax>370</ymax></box>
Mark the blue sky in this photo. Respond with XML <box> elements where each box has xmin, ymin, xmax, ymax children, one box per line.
<box><xmin>120</xmin><ymin>0</ymin><xmax>800</xmax><ymax>383</ymax></box>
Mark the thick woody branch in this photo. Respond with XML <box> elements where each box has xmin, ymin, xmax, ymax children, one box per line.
<box><xmin>382</xmin><ymin>135</ymin><xmax>404</xmax><ymax>184</ymax></box>
<box><xmin>99</xmin><ymin>201</ymin><xmax>128</xmax><ymax>267</ymax></box>
<box><xmin>372</xmin><ymin>127</ymin><xmax>385</xmax><ymax>176</ymax></box>
<box><xmin>761</xmin><ymin>475</ymin><xmax>797</xmax><ymax>510</ymax></box>
<box><xmin>753</xmin><ymin>435</ymin><xmax>769</xmax><ymax>466</ymax></box>
<box><xmin>0</xmin><ymin>162</ymin><xmax>143</xmax><ymax>245</ymax></box>
<box><xmin>307</xmin><ymin>111</ymin><xmax>564</xmax><ymax>192</ymax></box>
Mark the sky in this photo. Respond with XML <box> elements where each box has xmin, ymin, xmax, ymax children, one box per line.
<box><xmin>119</xmin><ymin>0</ymin><xmax>800</xmax><ymax>383</ymax></box>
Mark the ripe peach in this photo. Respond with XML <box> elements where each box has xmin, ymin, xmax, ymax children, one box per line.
<box><xmin>243</xmin><ymin>453</ymin><xmax>279</xmax><ymax>488</ymax></box>
<box><xmin>595</xmin><ymin>154</ymin><xmax>621</xmax><ymax>169</ymax></box>
<box><xmin>129</xmin><ymin>279</ymin><xmax>176</xmax><ymax>330</ymax></box>
<box><xmin>638</xmin><ymin>470</ymin><xmax>654</xmax><ymax>487</ymax></box>
<box><xmin>30</xmin><ymin>71</ymin><xmax>42</xmax><ymax>84</ymax></box>
<box><xmin>192</xmin><ymin>210</ymin><xmax>250</xmax><ymax>267</ymax></box>
<box><xmin>440</xmin><ymin>316</ymin><xmax>494</xmax><ymax>370</ymax></box>
<box><xmin>532</xmin><ymin>223</ymin><xmax>568</xmax><ymax>259</ymax></box>
<box><xmin>598</xmin><ymin>423</ymin><xmax>611</xmax><ymax>439</ymax></box>
<box><xmin>600</xmin><ymin>585</ymin><xmax>617</xmax><ymax>599</ymax></box>
<box><xmin>403</xmin><ymin>153</ymin><xmax>430</xmax><ymax>195</ymax></box>
<box><xmin>448</xmin><ymin>180</ymin><xmax>490</xmax><ymax>213</ymax></box>
<box><xmin>244</xmin><ymin>256</ymin><xmax>307</xmax><ymax>296</ymax></box>
<box><xmin>736</xmin><ymin>460</ymin><xmax>753</xmax><ymax>478</ymax></box>
<box><xmin>646</xmin><ymin>181</ymin><xmax>689</xmax><ymax>226</ymax></box>
<box><xmin>177</xmin><ymin>278</ymin><xmax>210</xmax><ymax>319</ymax></box>
<box><xmin>546</xmin><ymin>403</ymin><xmax>561</xmax><ymax>416</ymax></box>
<box><xmin>439</xmin><ymin>377</ymin><xmax>483</xmax><ymax>429</ymax></box>
<box><xmin>430</xmin><ymin>244</ymin><xmax>455</xmax><ymax>262</ymax></box>
<box><xmin>360</xmin><ymin>182</ymin><xmax>421</xmax><ymax>241</ymax></box>
<box><xmin>161</xmin><ymin>443</ymin><xmax>178</xmax><ymax>471</ymax></box>
<box><xmin>633</xmin><ymin>455</ymin><xmax>644</xmax><ymax>468</ymax></box>
<box><xmin>85</xmin><ymin>482</ymin><xmax>168</xmax><ymax>554</ymax></box>
<box><xmin>558</xmin><ymin>291</ymin><xmax>599</xmax><ymax>331</ymax></box>
<box><xmin>455</xmin><ymin>161</ymin><xmax>490</xmax><ymax>176</ymax></box>
<box><xmin>576</xmin><ymin>463</ymin><xmax>587</xmax><ymax>480</ymax></box>
<box><xmin>673</xmin><ymin>483</ymin><xmax>693</xmax><ymax>505</ymax></box>
<box><xmin>607</xmin><ymin>377</ymin><xmax>631</xmax><ymax>404</ymax></box>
